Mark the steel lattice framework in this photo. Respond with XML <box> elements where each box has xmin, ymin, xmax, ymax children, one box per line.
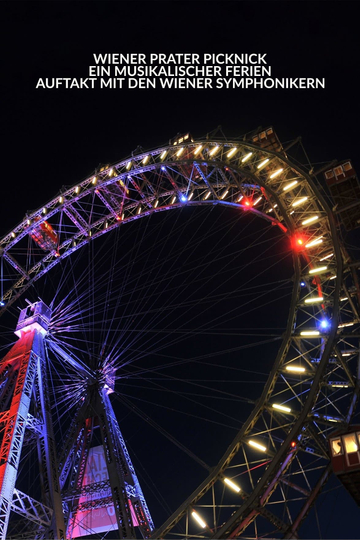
<box><xmin>0</xmin><ymin>301</ymin><xmax>155</xmax><ymax>539</ymax></box>
<box><xmin>0</xmin><ymin>127</ymin><xmax>359</xmax><ymax>538</ymax></box>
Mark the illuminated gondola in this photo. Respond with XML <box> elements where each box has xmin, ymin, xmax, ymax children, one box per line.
<box><xmin>329</xmin><ymin>427</ymin><xmax>360</xmax><ymax>506</ymax></box>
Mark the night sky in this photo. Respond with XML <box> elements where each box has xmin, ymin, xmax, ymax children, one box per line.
<box><xmin>2</xmin><ymin>2</ymin><xmax>360</xmax><ymax>539</ymax></box>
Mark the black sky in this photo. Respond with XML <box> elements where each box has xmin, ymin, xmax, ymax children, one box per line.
<box><xmin>2</xmin><ymin>1</ymin><xmax>360</xmax><ymax>232</ymax></box>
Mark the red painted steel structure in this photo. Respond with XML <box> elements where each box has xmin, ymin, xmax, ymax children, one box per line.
<box><xmin>0</xmin><ymin>301</ymin><xmax>65</xmax><ymax>539</ymax></box>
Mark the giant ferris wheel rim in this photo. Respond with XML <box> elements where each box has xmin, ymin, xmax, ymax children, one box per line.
<box><xmin>0</xmin><ymin>131</ymin><xmax>339</xmax><ymax>315</ymax></box>
<box><xmin>0</xmin><ymin>128</ymin><xmax>359</xmax><ymax>538</ymax></box>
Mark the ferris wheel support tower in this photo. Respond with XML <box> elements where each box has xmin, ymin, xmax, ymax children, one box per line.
<box><xmin>0</xmin><ymin>301</ymin><xmax>65</xmax><ymax>539</ymax></box>
<box><xmin>0</xmin><ymin>300</ymin><xmax>154</xmax><ymax>539</ymax></box>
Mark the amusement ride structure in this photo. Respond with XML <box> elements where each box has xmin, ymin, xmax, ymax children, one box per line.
<box><xmin>0</xmin><ymin>127</ymin><xmax>359</xmax><ymax>538</ymax></box>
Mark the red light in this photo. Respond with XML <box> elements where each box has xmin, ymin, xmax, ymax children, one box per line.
<box><xmin>277</xmin><ymin>222</ymin><xmax>288</xmax><ymax>234</ymax></box>
<box><xmin>291</xmin><ymin>441</ymin><xmax>297</xmax><ymax>448</ymax></box>
<box><xmin>292</xmin><ymin>235</ymin><xmax>306</xmax><ymax>250</ymax></box>
<box><xmin>244</xmin><ymin>199</ymin><xmax>252</xmax><ymax>208</ymax></box>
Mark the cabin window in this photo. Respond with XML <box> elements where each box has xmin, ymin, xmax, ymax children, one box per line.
<box><xmin>334</xmin><ymin>166</ymin><xmax>344</xmax><ymax>176</ymax></box>
<box><xmin>331</xmin><ymin>437</ymin><xmax>343</xmax><ymax>456</ymax></box>
<box><xmin>343</xmin><ymin>433</ymin><xmax>358</xmax><ymax>454</ymax></box>
<box><xmin>343</xmin><ymin>161</ymin><xmax>352</xmax><ymax>171</ymax></box>
<box><xmin>325</xmin><ymin>171</ymin><xmax>334</xmax><ymax>179</ymax></box>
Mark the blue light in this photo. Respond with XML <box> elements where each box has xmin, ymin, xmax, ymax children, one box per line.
<box><xmin>300</xmin><ymin>281</ymin><xmax>306</xmax><ymax>287</ymax></box>
<box><xmin>161</xmin><ymin>166</ymin><xmax>166</xmax><ymax>171</ymax></box>
<box><xmin>180</xmin><ymin>195</ymin><xmax>187</xmax><ymax>203</ymax></box>
<box><xmin>320</xmin><ymin>319</ymin><xmax>330</xmax><ymax>330</ymax></box>
<box><xmin>0</xmin><ymin>301</ymin><xmax>5</xmax><ymax>307</ymax></box>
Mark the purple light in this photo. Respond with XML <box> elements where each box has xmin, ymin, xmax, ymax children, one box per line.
<box><xmin>161</xmin><ymin>166</ymin><xmax>166</xmax><ymax>171</ymax></box>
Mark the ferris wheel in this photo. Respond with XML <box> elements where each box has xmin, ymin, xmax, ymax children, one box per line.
<box><xmin>0</xmin><ymin>127</ymin><xmax>359</xmax><ymax>539</ymax></box>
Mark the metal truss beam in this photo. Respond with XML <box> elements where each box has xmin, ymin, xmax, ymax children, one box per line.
<box><xmin>10</xmin><ymin>488</ymin><xmax>52</xmax><ymax>528</ymax></box>
<box><xmin>284</xmin><ymin>463</ymin><xmax>332</xmax><ymax>539</ymax></box>
<box><xmin>95</xmin><ymin>390</ymin><xmax>139</xmax><ymax>538</ymax></box>
<box><xmin>94</xmin><ymin>188</ymin><xmax>121</xmax><ymax>220</ymax></box>
<box><xmin>2</xmin><ymin>252</ymin><xmax>29</xmax><ymax>281</ymax></box>
<box><xmin>63</xmin><ymin>205</ymin><xmax>89</xmax><ymax>235</ymax></box>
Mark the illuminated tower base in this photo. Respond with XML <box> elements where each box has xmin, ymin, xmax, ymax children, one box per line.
<box><xmin>0</xmin><ymin>300</ymin><xmax>154</xmax><ymax>539</ymax></box>
<box><xmin>0</xmin><ymin>300</ymin><xmax>65</xmax><ymax>539</ymax></box>
<box><xmin>57</xmin><ymin>374</ymin><xmax>155</xmax><ymax>539</ymax></box>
